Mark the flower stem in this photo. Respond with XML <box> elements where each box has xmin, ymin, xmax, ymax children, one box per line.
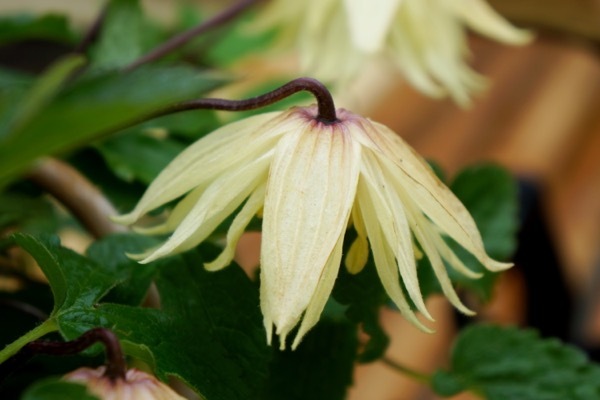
<box><xmin>124</xmin><ymin>0</ymin><xmax>257</xmax><ymax>71</ymax></box>
<box><xmin>0</xmin><ymin>318</ymin><xmax>57</xmax><ymax>364</ymax></box>
<box><xmin>381</xmin><ymin>356</ymin><xmax>432</xmax><ymax>384</ymax></box>
<box><xmin>156</xmin><ymin>77</ymin><xmax>338</xmax><ymax>123</ymax></box>
<box><xmin>74</xmin><ymin>5</ymin><xmax>107</xmax><ymax>54</ymax></box>
<box><xmin>0</xmin><ymin>327</ymin><xmax>127</xmax><ymax>382</ymax></box>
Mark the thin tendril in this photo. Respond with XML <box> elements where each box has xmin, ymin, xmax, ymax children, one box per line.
<box><xmin>155</xmin><ymin>77</ymin><xmax>338</xmax><ymax>123</ymax></box>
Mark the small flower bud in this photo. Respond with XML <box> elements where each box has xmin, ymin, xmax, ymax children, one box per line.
<box><xmin>64</xmin><ymin>366</ymin><xmax>185</xmax><ymax>400</ymax></box>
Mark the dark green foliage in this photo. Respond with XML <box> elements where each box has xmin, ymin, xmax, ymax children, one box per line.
<box><xmin>433</xmin><ymin>325</ymin><xmax>600</xmax><ymax>399</ymax></box>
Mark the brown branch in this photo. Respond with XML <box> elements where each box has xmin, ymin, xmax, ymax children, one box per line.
<box><xmin>26</xmin><ymin>158</ymin><xmax>126</xmax><ymax>239</ymax></box>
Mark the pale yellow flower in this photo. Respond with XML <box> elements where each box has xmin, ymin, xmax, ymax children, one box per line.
<box><xmin>115</xmin><ymin>106</ymin><xmax>511</xmax><ymax>349</ymax></box>
<box><xmin>64</xmin><ymin>367</ymin><xmax>185</xmax><ymax>400</ymax></box>
<box><xmin>256</xmin><ymin>0</ymin><xmax>533</xmax><ymax>105</ymax></box>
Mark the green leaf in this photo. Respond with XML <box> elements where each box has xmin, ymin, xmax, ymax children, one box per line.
<box><xmin>95</xmin><ymin>130</ymin><xmax>185</xmax><ymax>184</ymax></box>
<box><xmin>1</xmin><ymin>55</ymin><xmax>85</xmax><ymax>142</ymax></box>
<box><xmin>22</xmin><ymin>378</ymin><xmax>99</xmax><ymax>400</ymax></box>
<box><xmin>0</xmin><ymin>65</ymin><xmax>223</xmax><ymax>187</ymax></box>
<box><xmin>85</xmin><ymin>233</ymin><xmax>159</xmax><ymax>305</ymax></box>
<box><xmin>0</xmin><ymin>190</ymin><xmax>57</xmax><ymax>233</ymax></box>
<box><xmin>0</xmin><ymin>14</ymin><xmax>76</xmax><ymax>45</ymax></box>
<box><xmin>264</xmin><ymin>319</ymin><xmax>357</xmax><ymax>400</ymax></box>
<box><xmin>433</xmin><ymin>325</ymin><xmax>600</xmax><ymax>399</ymax></box>
<box><xmin>11</xmin><ymin>234</ymin><xmax>116</xmax><ymax>317</ymax></box>
<box><xmin>58</xmin><ymin>245</ymin><xmax>271</xmax><ymax>400</ymax></box>
<box><xmin>90</xmin><ymin>0</ymin><xmax>161</xmax><ymax>69</ymax></box>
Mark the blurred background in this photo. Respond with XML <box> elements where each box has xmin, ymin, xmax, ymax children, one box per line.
<box><xmin>1</xmin><ymin>1</ymin><xmax>599</xmax><ymax>399</ymax></box>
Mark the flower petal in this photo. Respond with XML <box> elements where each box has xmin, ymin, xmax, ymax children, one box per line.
<box><xmin>113</xmin><ymin>111</ymin><xmax>292</xmax><ymax>225</ymax></box>
<box><xmin>428</xmin><ymin>224</ymin><xmax>483</xmax><ymax>279</ymax></box>
<box><xmin>343</xmin><ymin>0</ymin><xmax>402</xmax><ymax>53</ymax></box>
<box><xmin>136</xmin><ymin>154</ymin><xmax>271</xmax><ymax>263</ymax></box>
<box><xmin>359</xmin><ymin>149</ymin><xmax>432</xmax><ymax>320</ymax></box>
<box><xmin>410</xmin><ymin>208</ymin><xmax>475</xmax><ymax>315</ymax></box>
<box><xmin>204</xmin><ymin>182</ymin><xmax>266</xmax><ymax>272</ymax></box>
<box><xmin>355</xmin><ymin>120</ymin><xmax>512</xmax><ymax>272</ymax></box>
<box><xmin>357</xmin><ymin>177</ymin><xmax>433</xmax><ymax>331</ymax></box>
<box><xmin>260</xmin><ymin>123</ymin><xmax>361</xmax><ymax>347</ymax></box>
<box><xmin>133</xmin><ymin>185</ymin><xmax>205</xmax><ymax>235</ymax></box>
<box><xmin>291</xmin><ymin>232</ymin><xmax>344</xmax><ymax>350</ymax></box>
<box><xmin>445</xmin><ymin>0</ymin><xmax>534</xmax><ymax>45</ymax></box>
<box><xmin>345</xmin><ymin>202</ymin><xmax>369</xmax><ymax>274</ymax></box>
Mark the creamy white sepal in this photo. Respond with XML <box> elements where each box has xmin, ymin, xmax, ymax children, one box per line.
<box><xmin>343</xmin><ymin>0</ymin><xmax>402</xmax><ymax>53</ymax></box>
<box><xmin>204</xmin><ymin>182</ymin><xmax>266</xmax><ymax>272</ymax></box>
<box><xmin>260</xmin><ymin>123</ymin><xmax>361</xmax><ymax>348</ymax></box>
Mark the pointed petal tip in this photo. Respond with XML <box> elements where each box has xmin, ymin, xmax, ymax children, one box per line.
<box><xmin>454</xmin><ymin>302</ymin><xmax>477</xmax><ymax>316</ymax></box>
<box><xmin>124</xmin><ymin>251</ymin><xmax>146</xmax><ymax>262</ymax></box>
<box><xmin>487</xmin><ymin>259</ymin><xmax>514</xmax><ymax>272</ymax></box>
<box><xmin>420</xmin><ymin>306</ymin><xmax>435</xmax><ymax>322</ymax></box>
<box><xmin>264</xmin><ymin>319</ymin><xmax>273</xmax><ymax>346</ymax></box>
<box><xmin>126</xmin><ymin>247</ymin><xmax>163</xmax><ymax>264</ymax></box>
<box><xmin>203</xmin><ymin>254</ymin><xmax>232</xmax><ymax>272</ymax></box>
<box><xmin>291</xmin><ymin>333</ymin><xmax>305</xmax><ymax>350</ymax></box>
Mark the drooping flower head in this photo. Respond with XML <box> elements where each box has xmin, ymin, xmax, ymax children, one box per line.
<box><xmin>255</xmin><ymin>0</ymin><xmax>533</xmax><ymax>105</ymax></box>
<box><xmin>115</xmin><ymin>103</ymin><xmax>511</xmax><ymax>349</ymax></box>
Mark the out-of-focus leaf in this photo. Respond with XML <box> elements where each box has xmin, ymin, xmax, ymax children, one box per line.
<box><xmin>1</xmin><ymin>55</ymin><xmax>85</xmax><ymax>141</ymax></box>
<box><xmin>0</xmin><ymin>14</ymin><xmax>76</xmax><ymax>45</ymax></box>
<box><xmin>0</xmin><ymin>64</ymin><xmax>224</xmax><ymax>187</ymax></box>
<box><xmin>0</xmin><ymin>191</ymin><xmax>58</xmax><ymax>233</ymax></box>
<box><xmin>432</xmin><ymin>325</ymin><xmax>600</xmax><ymax>399</ymax></box>
<box><xmin>96</xmin><ymin>131</ymin><xmax>185</xmax><ymax>184</ymax></box>
<box><xmin>202</xmin><ymin>11</ymin><xmax>276</xmax><ymax>68</ymax></box>
<box><xmin>264</xmin><ymin>319</ymin><xmax>357</xmax><ymax>400</ymax></box>
<box><xmin>89</xmin><ymin>0</ymin><xmax>160</xmax><ymax>69</ymax></box>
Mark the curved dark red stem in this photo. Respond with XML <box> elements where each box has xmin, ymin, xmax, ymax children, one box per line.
<box><xmin>157</xmin><ymin>77</ymin><xmax>338</xmax><ymax>123</ymax></box>
<box><xmin>0</xmin><ymin>328</ymin><xmax>126</xmax><ymax>382</ymax></box>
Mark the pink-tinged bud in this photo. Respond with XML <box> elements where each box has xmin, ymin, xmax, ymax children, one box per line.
<box><xmin>64</xmin><ymin>367</ymin><xmax>185</xmax><ymax>400</ymax></box>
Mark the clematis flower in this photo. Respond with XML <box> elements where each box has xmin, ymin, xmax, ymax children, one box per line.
<box><xmin>114</xmin><ymin>105</ymin><xmax>511</xmax><ymax>349</ymax></box>
<box><xmin>255</xmin><ymin>0</ymin><xmax>533</xmax><ymax>105</ymax></box>
<box><xmin>64</xmin><ymin>366</ymin><xmax>185</xmax><ymax>400</ymax></box>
